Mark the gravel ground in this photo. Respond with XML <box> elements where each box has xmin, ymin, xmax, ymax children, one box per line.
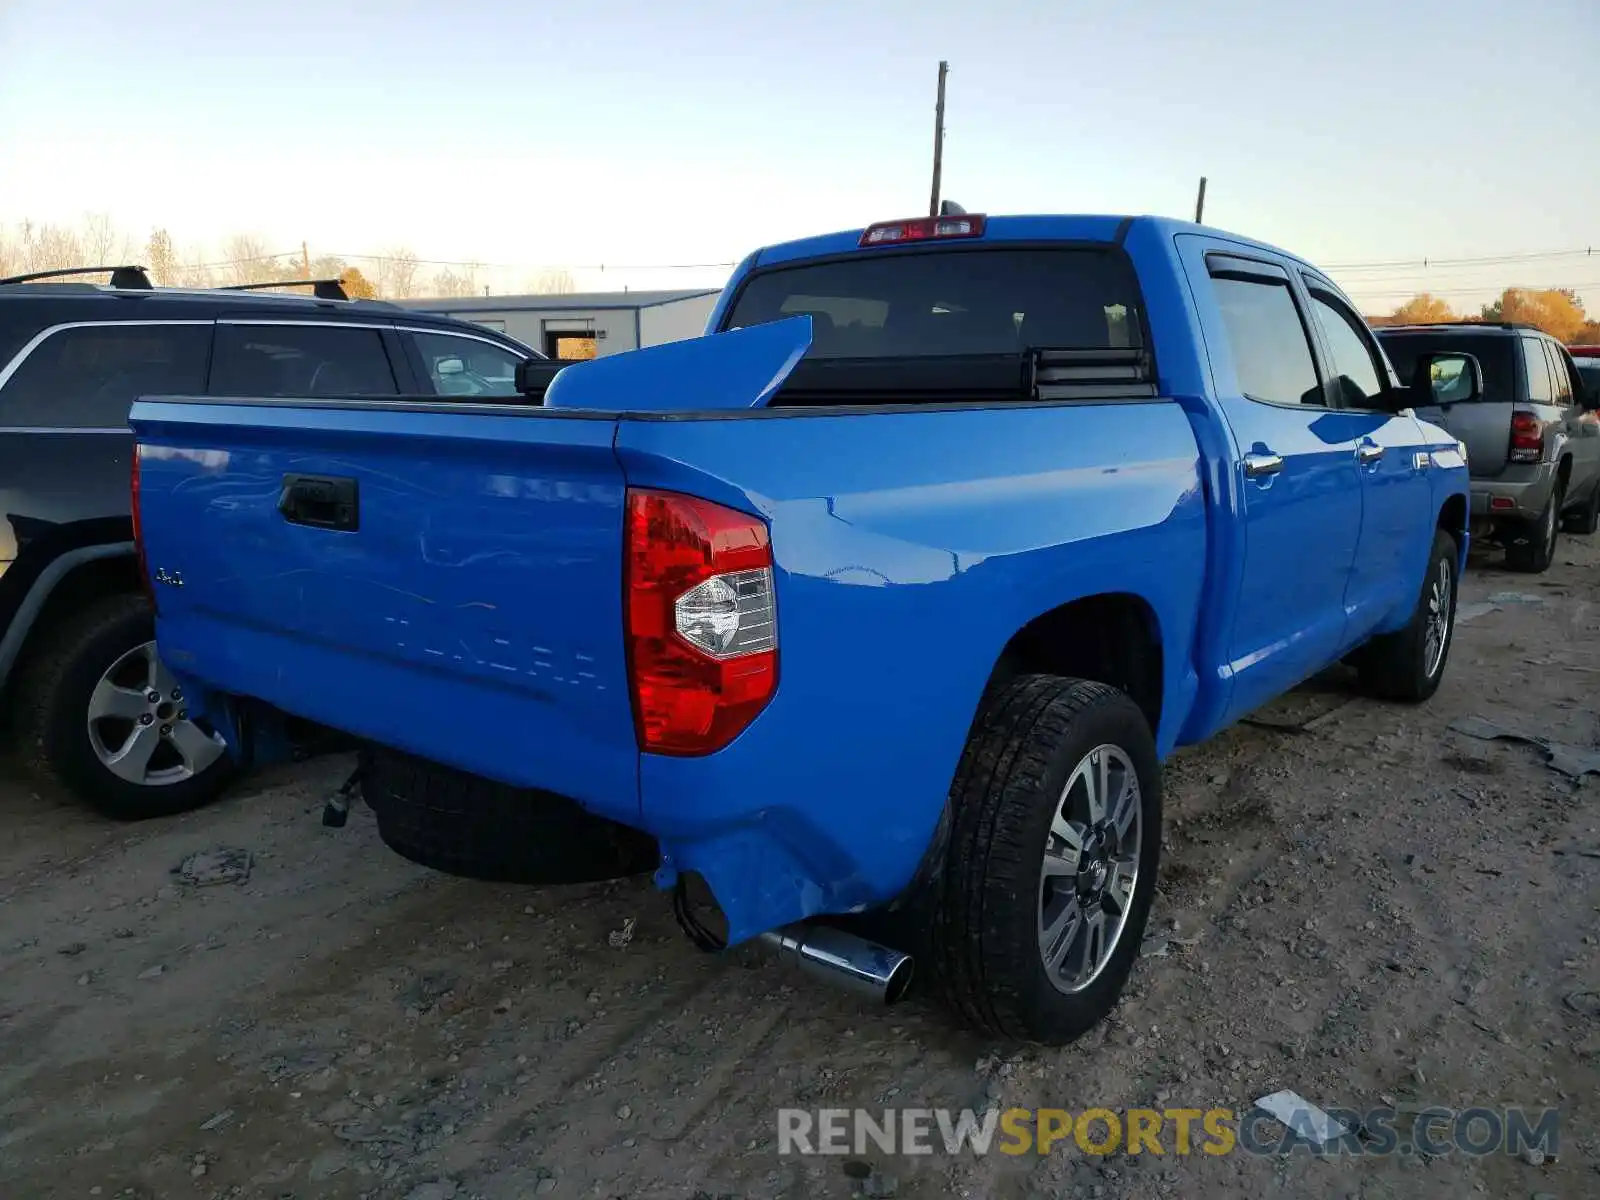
<box><xmin>1</xmin><ymin>533</ymin><xmax>1597</xmax><ymax>1200</ymax></box>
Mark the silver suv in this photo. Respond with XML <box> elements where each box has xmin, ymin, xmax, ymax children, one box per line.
<box><xmin>1376</xmin><ymin>323</ymin><xmax>1600</xmax><ymax>572</ymax></box>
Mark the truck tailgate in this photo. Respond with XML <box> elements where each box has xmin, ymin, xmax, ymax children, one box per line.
<box><xmin>129</xmin><ymin>399</ymin><xmax>639</xmax><ymax>818</ymax></box>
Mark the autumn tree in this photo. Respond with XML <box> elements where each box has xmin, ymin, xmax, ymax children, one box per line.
<box><xmin>338</xmin><ymin>266</ymin><xmax>376</xmax><ymax>299</ymax></box>
<box><xmin>1573</xmin><ymin>320</ymin><xmax>1600</xmax><ymax>346</ymax></box>
<box><xmin>1390</xmin><ymin>293</ymin><xmax>1456</xmax><ymax>325</ymax></box>
<box><xmin>1481</xmin><ymin>288</ymin><xmax>1587</xmax><ymax>343</ymax></box>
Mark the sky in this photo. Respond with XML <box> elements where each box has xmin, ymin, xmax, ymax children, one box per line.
<box><xmin>1</xmin><ymin>0</ymin><xmax>1596</xmax><ymax>312</ymax></box>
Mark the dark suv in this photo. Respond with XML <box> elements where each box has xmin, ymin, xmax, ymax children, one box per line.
<box><xmin>1375</xmin><ymin>322</ymin><xmax>1600</xmax><ymax>572</ymax></box>
<box><xmin>0</xmin><ymin>265</ymin><xmax>541</xmax><ymax>818</ymax></box>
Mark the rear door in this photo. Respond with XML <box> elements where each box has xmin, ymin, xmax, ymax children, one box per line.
<box><xmin>208</xmin><ymin>318</ymin><xmax>410</xmax><ymax>398</ymax></box>
<box><xmin>1300</xmin><ymin>280</ymin><xmax>1435</xmax><ymax>639</ymax></box>
<box><xmin>1178</xmin><ymin>238</ymin><xmax>1364</xmax><ymax>721</ymax></box>
<box><xmin>0</xmin><ymin>317</ymin><xmax>212</xmax><ymax>564</ymax></box>
<box><xmin>1384</xmin><ymin>332</ymin><xmax>1519</xmax><ymax>478</ymax></box>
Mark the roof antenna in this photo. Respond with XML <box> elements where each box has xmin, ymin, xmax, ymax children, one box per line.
<box><xmin>939</xmin><ymin>200</ymin><xmax>966</xmax><ymax>217</ymax></box>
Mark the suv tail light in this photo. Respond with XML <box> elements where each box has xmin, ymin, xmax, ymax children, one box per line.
<box><xmin>1510</xmin><ymin>412</ymin><xmax>1543</xmax><ymax>463</ymax></box>
<box><xmin>625</xmin><ymin>489</ymin><xmax>777</xmax><ymax>755</ymax></box>
<box><xmin>130</xmin><ymin>445</ymin><xmax>154</xmax><ymax>607</ymax></box>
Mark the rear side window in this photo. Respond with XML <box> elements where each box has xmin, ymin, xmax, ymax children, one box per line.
<box><xmin>1377</xmin><ymin>333</ymin><xmax>1517</xmax><ymax>401</ymax></box>
<box><xmin>0</xmin><ymin>323</ymin><xmax>211</xmax><ymax>428</ymax></box>
<box><xmin>1211</xmin><ymin>277</ymin><xmax>1321</xmax><ymax>406</ymax></box>
<box><xmin>210</xmin><ymin>324</ymin><xmax>398</xmax><ymax>397</ymax></box>
<box><xmin>1307</xmin><ymin>291</ymin><xmax>1384</xmax><ymax>407</ymax></box>
<box><xmin>1522</xmin><ymin>337</ymin><xmax>1554</xmax><ymax>403</ymax></box>
<box><xmin>724</xmin><ymin>249</ymin><xmax>1143</xmax><ymax>359</ymax></box>
<box><xmin>1545</xmin><ymin>342</ymin><xmax>1573</xmax><ymax>405</ymax></box>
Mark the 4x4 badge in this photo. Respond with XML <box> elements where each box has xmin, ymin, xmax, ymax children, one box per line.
<box><xmin>153</xmin><ymin>567</ymin><xmax>184</xmax><ymax>587</ymax></box>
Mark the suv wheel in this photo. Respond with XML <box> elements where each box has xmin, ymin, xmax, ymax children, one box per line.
<box><xmin>1505</xmin><ymin>485</ymin><xmax>1561</xmax><ymax>573</ymax></box>
<box><xmin>14</xmin><ymin>595</ymin><xmax>233</xmax><ymax>819</ymax></box>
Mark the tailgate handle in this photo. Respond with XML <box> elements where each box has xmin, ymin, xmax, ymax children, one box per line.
<box><xmin>278</xmin><ymin>474</ymin><xmax>359</xmax><ymax>532</ymax></box>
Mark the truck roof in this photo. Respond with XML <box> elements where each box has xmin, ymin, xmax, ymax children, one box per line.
<box><xmin>749</xmin><ymin>214</ymin><xmax>1312</xmax><ymax>272</ymax></box>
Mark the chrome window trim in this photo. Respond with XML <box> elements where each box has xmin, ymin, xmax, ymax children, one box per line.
<box><xmin>397</xmin><ymin>325</ymin><xmax>536</xmax><ymax>356</ymax></box>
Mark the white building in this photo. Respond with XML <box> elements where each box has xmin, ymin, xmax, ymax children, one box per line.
<box><xmin>394</xmin><ymin>289</ymin><xmax>722</xmax><ymax>360</ymax></box>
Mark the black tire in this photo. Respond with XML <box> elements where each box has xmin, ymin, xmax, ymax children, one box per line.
<box><xmin>1505</xmin><ymin>485</ymin><xmax>1562</xmax><ymax>573</ymax></box>
<box><xmin>1561</xmin><ymin>480</ymin><xmax>1600</xmax><ymax>535</ymax></box>
<box><xmin>1356</xmin><ymin>528</ymin><xmax>1459</xmax><ymax>703</ymax></box>
<box><xmin>13</xmin><ymin>594</ymin><xmax>234</xmax><ymax>820</ymax></box>
<box><xmin>931</xmin><ymin>675</ymin><xmax>1161</xmax><ymax>1044</ymax></box>
<box><xmin>362</xmin><ymin>748</ymin><xmax>660</xmax><ymax>885</ymax></box>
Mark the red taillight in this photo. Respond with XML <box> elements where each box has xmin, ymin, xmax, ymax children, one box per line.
<box><xmin>625</xmin><ymin>488</ymin><xmax>777</xmax><ymax>756</ymax></box>
<box><xmin>131</xmin><ymin>445</ymin><xmax>153</xmax><ymax>604</ymax></box>
<box><xmin>859</xmin><ymin>214</ymin><xmax>987</xmax><ymax>247</ymax></box>
<box><xmin>1510</xmin><ymin>412</ymin><xmax>1543</xmax><ymax>464</ymax></box>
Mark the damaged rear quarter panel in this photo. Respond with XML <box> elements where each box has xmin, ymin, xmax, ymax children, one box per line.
<box><xmin>614</xmin><ymin>402</ymin><xmax>1206</xmax><ymax>944</ymax></box>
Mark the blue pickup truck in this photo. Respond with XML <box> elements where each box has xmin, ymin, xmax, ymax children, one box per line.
<box><xmin>129</xmin><ymin>213</ymin><xmax>1470</xmax><ymax>1044</ymax></box>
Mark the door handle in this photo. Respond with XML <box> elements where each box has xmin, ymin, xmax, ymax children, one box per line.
<box><xmin>1356</xmin><ymin>442</ymin><xmax>1385</xmax><ymax>464</ymax></box>
<box><xmin>1243</xmin><ymin>452</ymin><xmax>1284</xmax><ymax>478</ymax></box>
<box><xmin>278</xmin><ymin>474</ymin><xmax>360</xmax><ymax>531</ymax></box>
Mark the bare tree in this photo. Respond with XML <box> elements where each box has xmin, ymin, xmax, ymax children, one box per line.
<box><xmin>426</xmin><ymin>263</ymin><xmax>482</xmax><ymax>298</ymax></box>
<box><xmin>221</xmin><ymin>234</ymin><xmax>278</xmax><ymax>285</ymax></box>
<box><xmin>19</xmin><ymin>222</ymin><xmax>85</xmax><ymax>274</ymax></box>
<box><xmin>145</xmin><ymin>229</ymin><xmax>181</xmax><ymax>285</ymax></box>
<box><xmin>178</xmin><ymin>249</ymin><xmax>216</xmax><ymax>290</ymax></box>
<box><xmin>530</xmin><ymin>268</ymin><xmax>577</xmax><ymax>295</ymax></box>
<box><xmin>81</xmin><ymin>213</ymin><xmax>124</xmax><ymax>265</ymax></box>
<box><xmin>374</xmin><ymin>248</ymin><xmax>421</xmax><ymax>299</ymax></box>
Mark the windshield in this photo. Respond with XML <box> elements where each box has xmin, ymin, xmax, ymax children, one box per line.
<box><xmin>724</xmin><ymin>248</ymin><xmax>1144</xmax><ymax>359</ymax></box>
<box><xmin>1377</xmin><ymin>332</ymin><xmax>1517</xmax><ymax>401</ymax></box>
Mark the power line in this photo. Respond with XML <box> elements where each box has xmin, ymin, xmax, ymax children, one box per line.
<box><xmin>1325</xmin><ymin>247</ymin><xmax>1594</xmax><ymax>272</ymax></box>
<box><xmin>1345</xmin><ymin>280</ymin><xmax>1600</xmax><ymax>301</ymax></box>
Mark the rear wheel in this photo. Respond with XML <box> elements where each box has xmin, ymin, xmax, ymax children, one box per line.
<box><xmin>931</xmin><ymin>675</ymin><xmax>1160</xmax><ymax>1044</ymax></box>
<box><xmin>1560</xmin><ymin>480</ymin><xmax>1600</xmax><ymax>535</ymax></box>
<box><xmin>1505</xmin><ymin>485</ymin><xmax>1561</xmax><ymax>573</ymax></box>
<box><xmin>14</xmin><ymin>595</ymin><xmax>233</xmax><ymax>819</ymax></box>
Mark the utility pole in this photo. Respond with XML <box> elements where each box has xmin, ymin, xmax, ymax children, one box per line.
<box><xmin>1193</xmin><ymin>177</ymin><xmax>1208</xmax><ymax>224</ymax></box>
<box><xmin>301</xmin><ymin>241</ymin><xmax>311</xmax><ymax>279</ymax></box>
<box><xmin>928</xmin><ymin>60</ymin><xmax>949</xmax><ymax>218</ymax></box>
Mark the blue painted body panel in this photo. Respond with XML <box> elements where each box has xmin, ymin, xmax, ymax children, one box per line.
<box><xmin>133</xmin><ymin>402</ymin><xmax>642</xmax><ymax>820</ymax></box>
<box><xmin>129</xmin><ymin>213</ymin><xmax>1469</xmax><ymax>946</ymax></box>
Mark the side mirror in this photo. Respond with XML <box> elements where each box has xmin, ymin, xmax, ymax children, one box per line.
<box><xmin>435</xmin><ymin>356</ymin><xmax>465</xmax><ymax>375</ymax></box>
<box><xmin>1417</xmin><ymin>351</ymin><xmax>1483</xmax><ymax>406</ymax></box>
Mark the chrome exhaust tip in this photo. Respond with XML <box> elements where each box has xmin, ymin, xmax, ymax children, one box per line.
<box><xmin>759</xmin><ymin>923</ymin><xmax>914</xmax><ymax>1005</ymax></box>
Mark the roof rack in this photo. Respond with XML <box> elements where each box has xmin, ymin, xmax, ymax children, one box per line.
<box><xmin>1380</xmin><ymin>320</ymin><xmax>1547</xmax><ymax>334</ymax></box>
<box><xmin>0</xmin><ymin>264</ymin><xmax>153</xmax><ymax>289</ymax></box>
<box><xmin>218</xmin><ymin>278</ymin><xmax>350</xmax><ymax>301</ymax></box>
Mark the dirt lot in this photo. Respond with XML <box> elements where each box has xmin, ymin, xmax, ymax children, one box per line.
<box><xmin>2</xmin><ymin>535</ymin><xmax>1597</xmax><ymax>1200</ymax></box>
